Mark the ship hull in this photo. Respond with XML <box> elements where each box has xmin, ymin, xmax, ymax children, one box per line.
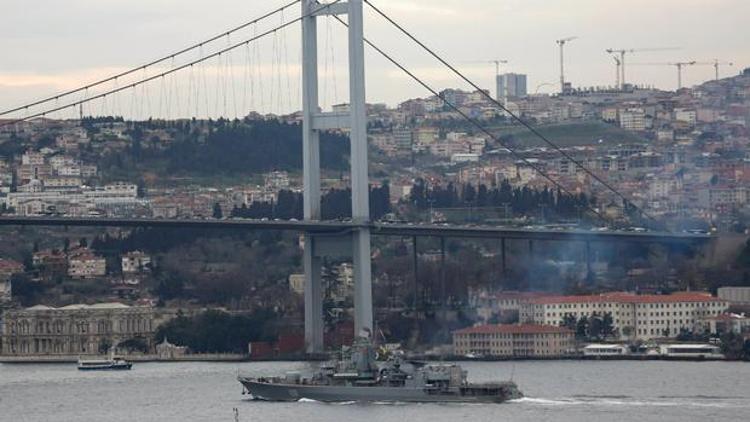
<box><xmin>240</xmin><ymin>379</ymin><xmax>516</xmax><ymax>403</ymax></box>
<box><xmin>78</xmin><ymin>364</ymin><xmax>132</xmax><ymax>371</ymax></box>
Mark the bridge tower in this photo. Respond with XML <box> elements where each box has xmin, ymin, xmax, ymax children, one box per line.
<box><xmin>301</xmin><ymin>0</ymin><xmax>372</xmax><ymax>353</ymax></box>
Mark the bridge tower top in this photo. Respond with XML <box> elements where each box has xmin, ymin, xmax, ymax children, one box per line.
<box><xmin>301</xmin><ymin>0</ymin><xmax>369</xmax><ymax>222</ymax></box>
<box><xmin>301</xmin><ymin>0</ymin><xmax>373</xmax><ymax>351</ymax></box>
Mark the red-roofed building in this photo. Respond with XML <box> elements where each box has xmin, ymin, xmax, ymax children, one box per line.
<box><xmin>452</xmin><ymin>324</ymin><xmax>575</xmax><ymax>358</ymax></box>
<box><xmin>0</xmin><ymin>258</ymin><xmax>24</xmax><ymax>280</ymax></box>
<box><xmin>519</xmin><ymin>292</ymin><xmax>729</xmax><ymax>341</ymax></box>
<box><xmin>32</xmin><ymin>250</ymin><xmax>68</xmax><ymax>277</ymax></box>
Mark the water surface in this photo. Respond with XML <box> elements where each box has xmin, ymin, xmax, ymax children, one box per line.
<box><xmin>1</xmin><ymin>360</ymin><xmax>747</xmax><ymax>421</ymax></box>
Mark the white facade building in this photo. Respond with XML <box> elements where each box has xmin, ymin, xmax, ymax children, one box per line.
<box><xmin>718</xmin><ymin>287</ymin><xmax>750</xmax><ymax>304</ymax></box>
<box><xmin>520</xmin><ymin>292</ymin><xmax>728</xmax><ymax>341</ymax></box>
<box><xmin>68</xmin><ymin>250</ymin><xmax>107</xmax><ymax>279</ymax></box>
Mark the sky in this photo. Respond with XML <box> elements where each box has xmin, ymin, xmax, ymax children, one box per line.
<box><xmin>1</xmin><ymin>0</ymin><xmax>748</xmax><ymax>118</ymax></box>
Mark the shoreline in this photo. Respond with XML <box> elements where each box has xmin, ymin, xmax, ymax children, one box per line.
<box><xmin>0</xmin><ymin>354</ymin><xmax>743</xmax><ymax>363</ymax></box>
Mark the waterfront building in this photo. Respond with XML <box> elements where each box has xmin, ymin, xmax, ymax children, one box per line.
<box><xmin>695</xmin><ymin>313</ymin><xmax>750</xmax><ymax>335</ymax></box>
<box><xmin>519</xmin><ymin>292</ymin><xmax>729</xmax><ymax>341</ymax></box>
<box><xmin>155</xmin><ymin>337</ymin><xmax>188</xmax><ymax>359</ymax></box>
<box><xmin>1</xmin><ymin>303</ymin><xmax>177</xmax><ymax>357</ymax></box>
<box><xmin>452</xmin><ymin>324</ymin><xmax>574</xmax><ymax>358</ymax></box>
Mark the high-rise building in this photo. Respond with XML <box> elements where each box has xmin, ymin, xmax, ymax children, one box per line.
<box><xmin>496</xmin><ymin>73</ymin><xmax>528</xmax><ymax>100</ymax></box>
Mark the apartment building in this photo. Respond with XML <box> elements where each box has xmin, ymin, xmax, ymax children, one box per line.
<box><xmin>68</xmin><ymin>249</ymin><xmax>107</xmax><ymax>279</ymax></box>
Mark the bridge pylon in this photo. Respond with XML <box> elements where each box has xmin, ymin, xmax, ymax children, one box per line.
<box><xmin>301</xmin><ymin>0</ymin><xmax>371</xmax><ymax>353</ymax></box>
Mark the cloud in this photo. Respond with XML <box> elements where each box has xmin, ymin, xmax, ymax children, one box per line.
<box><xmin>0</xmin><ymin>68</ymin><xmax>130</xmax><ymax>90</ymax></box>
<box><xmin>373</xmin><ymin>0</ymin><xmax>458</xmax><ymax>16</ymax></box>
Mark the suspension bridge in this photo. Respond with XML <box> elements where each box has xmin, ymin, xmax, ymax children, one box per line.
<box><xmin>0</xmin><ymin>0</ymin><xmax>710</xmax><ymax>352</ymax></box>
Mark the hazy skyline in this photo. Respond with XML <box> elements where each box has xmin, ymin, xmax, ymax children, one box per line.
<box><xmin>1</xmin><ymin>0</ymin><xmax>748</xmax><ymax>117</ymax></box>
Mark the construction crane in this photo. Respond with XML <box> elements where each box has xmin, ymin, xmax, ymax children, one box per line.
<box><xmin>556</xmin><ymin>36</ymin><xmax>578</xmax><ymax>94</ymax></box>
<box><xmin>671</xmin><ymin>61</ymin><xmax>697</xmax><ymax>89</ymax></box>
<box><xmin>694</xmin><ymin>60</ymin><xmax>734</xmax><ymax>80</ymax></box>
<box><xmin>605</xmin><ymin>47</ymin><xmax>680</xmax><ymax>89</ymax></box>
<box><xmin>631</xmin><ymin>61</ymin><xmax>697</xmax><ymax>89</ymax></box>
<box><xmin>611</xmin><ymin>55</ymin><xmax>621</xmax><ymax>89</ymax></box>
<box><xmin>462</xmin><ymin>59</ymin><xmax>509</xmax><ymax>99</ymax></box>
<box><xmin>462</xmin><ymin>59</ymin><xmax>509</xmax><ymax>77</ymax></box>
<box><xmin>489</xmin><ymin>59</ymin><xmax>509</xmax><ymax>78</ymax></box>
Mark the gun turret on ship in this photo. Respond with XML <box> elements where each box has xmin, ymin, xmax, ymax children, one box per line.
<box><xmin>238</xmin><ymin>335</ymin><xmax>522</xmax><ymax>403</ymax></box>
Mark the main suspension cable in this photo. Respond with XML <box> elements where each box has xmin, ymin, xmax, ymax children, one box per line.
<box><xmin>363</xmin><ymin>0</ymin><xmax>657</xmax><ymax>227</ymax></box>
<box><xmin>0</xmin><ymin>0</ymin><xmax>301</xmax><ymax>117</ymax></box>
<box><xmin>325</xmin><ymin>10</ymin><xmax>611</xmax><ymax>226</ymax></box>
<box><xmin>0</xmin><ymin>0</ymin><xmax>342</xmax><ymax>129</ymax></box>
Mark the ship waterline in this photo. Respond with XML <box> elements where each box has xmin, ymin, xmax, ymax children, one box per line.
<box><xmin>240</xmin><ymin>379</ymin><xmax>519</xmax><ymax>403</ymax></box>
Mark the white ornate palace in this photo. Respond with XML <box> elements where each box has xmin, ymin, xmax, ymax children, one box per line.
<box><xmin>1</xmin><ymin>303</ymin><xmax>177</xmax><ymax>356</ymax></box>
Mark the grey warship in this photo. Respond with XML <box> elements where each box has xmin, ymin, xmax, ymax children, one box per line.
<box><xmin>238</xmin><ymin>336</ymin><xmax>522</xmax><ymax>403</ymax></box>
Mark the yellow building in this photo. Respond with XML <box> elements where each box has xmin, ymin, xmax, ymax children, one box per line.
<box><xmin>453</xmin><ymin>324</ymin><xmax>575</xmax><ymax>358</ymax></box>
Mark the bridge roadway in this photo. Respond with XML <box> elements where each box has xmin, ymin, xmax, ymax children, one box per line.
<box><xmin>0</xmin><ymin>216</ymin><xmax>710</xmax><ymax>244</ymax></box>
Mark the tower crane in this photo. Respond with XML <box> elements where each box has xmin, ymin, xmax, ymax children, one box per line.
<box><xmin>694</xmin><ymin>60</ymin><xmax>734</xmax><ymax>80</ymax></box>
<box><xmin>489</xmin><ymin>59</ymin><xmax>509</xmax><ymax>78</ymax></box>
<box><xmin>461</xmin><ymin>59</ymin><xmax>509</xmax><ymax>99</ymax></box>
<box><xmin>630</xmin><ymin>61</ymin><xmax>697</xmax><ymax>89</ymax></box>
<box><xmin>461</xmin><ymin>59</ymin><xmax>509</xmax><ymax>77</ymax></box>
<box><xmin>556</xmin><ymin>36</ymin><xmax>577</xmax><ymax>94</ymax></box>
<box><xmin>671</xmin><ymin>61</ymin><xmax>697</xmax><ymax>89</ymax></box>
<box><xmin>605</xmin><ymin>47</ymin><xmax>680</xmax><ymax>89</ymax></box>
<box><xmin>611</xmin><ymin>55</ymin><xmax>621</xmax><ymax>89</ymax></box>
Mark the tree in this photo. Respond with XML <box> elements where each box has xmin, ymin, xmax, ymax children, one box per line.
<box><xmin>720</xmin><ymin>331</ymin><xmax>748</xmax><ymax>360</ymax></box>
<box><xmin>601</xmin><ymin>312</ymin><xmax>615</xmax><ymax>339</ymax></box>
<box><xmin>588</xmin><ymin>314</ymin><xmax>604</xmax><ymax>341</ymax></box>
<box><xmin>154</xmin><ymin>275</ymin><xmax>184</xmax><ymax>301</ymax></box>
<box><xmin>560</xmin><ymin>314</ymin><xmax>577</xmax><ymax>331</ymax></box>
<box><xmin>118</xmin><ymin>337</ymin><xmax>150</xmax><ymax>353</ymax></box>
<box><xmin>9</xmin><ymin>274</ymin><xmax>43</xmax><ymax>306</ymax></box>
<box><xmin>576</xmin><ymin>315</ymin><xmax>589</xmax><ymax>340</ymax></box>
<box><xmin>212</xmin><ymin>202</ymin><xmax>223</xmax><ymax>219</ymax></box>
<box><xmin>154</xmin><ymin>309</ymin><xmax>278</xmax><ymax>353</ymax></box>
<box><xmin>98</xmin><ymin>338</ymin><xmax>113</xmax><ymax>354</ymax></box>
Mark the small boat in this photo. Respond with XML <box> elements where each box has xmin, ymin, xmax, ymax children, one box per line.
<box><xmin>77</xmin><ymin>356</ymin><xmax>132</xmax><ymax>371</ymax></box>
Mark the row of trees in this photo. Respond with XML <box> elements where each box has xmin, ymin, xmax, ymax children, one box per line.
<box><xmin>155</xmin><ymin>309</ymin><xmax>278</xmax><ymax>353</ymax></box>
<box><xmin>230</xmin><ymin>184</ymin><xmax>391</xmax><ymax>221</ymax></box>
<box><xmin>560</xmin><ymin>312</ymin><xmax>616</xmax><ymax>341</ymax></box>
<box><xmin>409</xmin><ymin>179</ymin><xmax>596</xmax><ymax>220</ymax></box>
<box><xmin>127</xmin><ymin>118</ymin><xmax>351</xmax><ymax>175</ymax></box>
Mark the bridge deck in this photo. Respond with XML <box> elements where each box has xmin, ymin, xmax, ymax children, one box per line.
<box><xmin>0</xmin><ymin>216</ymin><xmax>710</xmax><ymax>243</ymax></box>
